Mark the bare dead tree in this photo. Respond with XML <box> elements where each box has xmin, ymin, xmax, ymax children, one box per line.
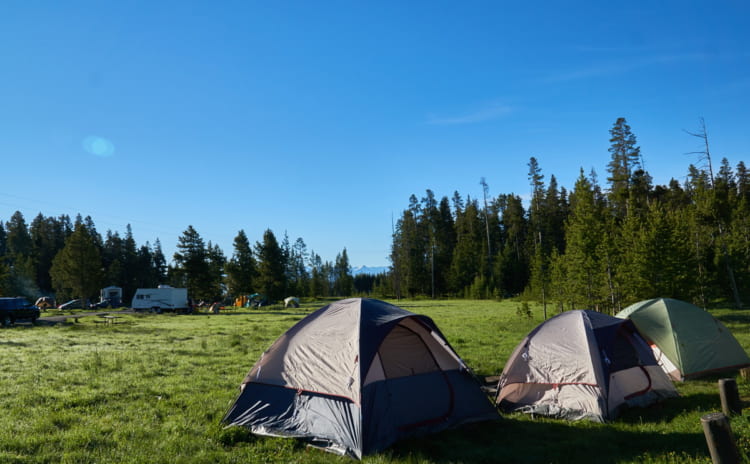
<box><xmin>684</xmin><ymin>117</ymin><xmax>715</xmax><ymax>187</ymax></box>
<box><xmin>480</xmin><ymin>177</ymin><xmax>492</xmax><ymax>276</ymax></box>
<box><xmin>685</xmin><ymin>118</ymin><xmax>742</xmax><ymax>308</ymax></box>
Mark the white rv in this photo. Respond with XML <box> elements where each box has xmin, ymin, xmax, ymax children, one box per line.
<box><xmin>131</xmin><ymin>285</ymin><xmax>189</xmax><ymax>313</ymax></box>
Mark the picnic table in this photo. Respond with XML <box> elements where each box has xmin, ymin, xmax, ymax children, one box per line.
<box><xmin>99</xmin><ymin>315</ymin><xmax>121</xmax><ymax>324</ymax></box>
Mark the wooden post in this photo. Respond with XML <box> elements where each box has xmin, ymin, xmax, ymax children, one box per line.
<box><xmin>701</xmin><ymin>412</ymin><xmax>741</xmax><ymax>464</ymax></box>
<box><xmin>718</xmin><ymin>378</ymin><xmax>742</xmax><ymax>416</ymax></box>
<box><xmin>740</xmin><ymin>367</ymin><xmax>750</xmax><ymax>382</ymax></box>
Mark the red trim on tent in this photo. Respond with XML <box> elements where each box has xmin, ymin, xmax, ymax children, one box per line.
<box><xmin>502</xmin><ymin>381</ymin><xmax>601</xmax><ymax>389</ymax></box>
<box><xmin>624</xmin><ymin>366</ymin><xmax>652</xmax><ymax>400</ymax></box>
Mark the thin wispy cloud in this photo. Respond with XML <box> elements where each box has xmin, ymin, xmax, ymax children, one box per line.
<box><xmin>544</xmin><ymin>53</ymin><xmax>710</xmax><ymax>82</ymax></box>
<box><xmin>426</xmin><ymin>103</ymin><xmax>512</xmax><ymax>125</ymax></box>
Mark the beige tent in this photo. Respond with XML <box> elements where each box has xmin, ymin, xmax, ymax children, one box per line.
<box><xmin>497</xmin><ymin>310</ymin><xmax>677</xmax><ymax>422</ymax></box>
<box><xmin>223</xmin><ymin>298</ymin><xmax>498</xmax><ymax>458</ymax></box>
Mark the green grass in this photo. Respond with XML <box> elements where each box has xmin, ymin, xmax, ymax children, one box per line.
<box><xmin>1</xmin><ymin>299</ymin><xmax>748</xmax><ymax>463</ymax></box>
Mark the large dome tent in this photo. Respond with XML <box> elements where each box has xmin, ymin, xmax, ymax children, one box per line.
<box><xmin>222</xmin><ymin>298</ymin><xmax>498</xmax><ymax>459</ymax></box>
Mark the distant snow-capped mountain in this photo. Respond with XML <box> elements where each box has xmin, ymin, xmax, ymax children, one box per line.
<box><xmin>351</xmin><ymin>265</ymin><xmax>389</xmax><ymax>276</ymax></box>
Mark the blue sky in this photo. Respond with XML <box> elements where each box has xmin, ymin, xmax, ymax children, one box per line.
<box><xmin>2</xmin><ymin>1</ymin><xmax>749</xmax><ymax>267</ymax></box>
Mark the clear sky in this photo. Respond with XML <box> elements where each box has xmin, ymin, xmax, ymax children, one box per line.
<box><xmin>2</xmin><ymin>1</ymin><xmax>749</xmax><ymax>268</ymax></box>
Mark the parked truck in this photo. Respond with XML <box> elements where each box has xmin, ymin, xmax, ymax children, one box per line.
<box><xmin>0</xmin><ymin>297</ymin><xmax>40</xmax><ymax>327</ymax></box>
<box><xmin>131</xmin><ymin>285</ymin><xmax>190</xmax><ymax>313</ymax></box>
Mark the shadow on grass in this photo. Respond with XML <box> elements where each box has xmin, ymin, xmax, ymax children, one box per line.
<box><xmin>389</xmin><ymin>417</ymin><xmax>707</xmax><ymax>464</ymax></box>
<box><xmin>617</xmin><ymin>393</ymin><xmax>721</xmax><ymax>424</ymax></box>
<box><xmin>195</xmin><ymin>311</ymin><xmax>311</xmax><ymax>318</ymax></box>
<box><xmin>714</xmin><ymin>312</ymin><xmax>750</xmax><ymax>325</ymax></box>
<box><xmin>0</xmin><ymin>340</ymin><xmax>28</xmax><ymax>346</ymax></box>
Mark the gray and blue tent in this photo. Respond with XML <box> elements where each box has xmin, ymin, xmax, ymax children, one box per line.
<box><xmin>496</xmin><ymin>310</ymin><xmax>677</xmax><ymax>422</ymax></box>
<box><xmin>222</xmin><ymin>298</ymin><xmax>498</xmax><ymax>459</ymax></box>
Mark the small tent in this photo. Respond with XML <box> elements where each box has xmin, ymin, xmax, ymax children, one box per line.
<box><xmin>222</xmin><ymin>298</ymin><xmax>498</xmax><ymax>459</ymax></box>
<box><xmin>496</xmin><ymin>310</ymin><xmax>677</xmax><ymax>422</ymax></box>
<box><xmin>616</xmin><ymin>298</ymin><xmax>750</xmax><ymax>380</ymax></box>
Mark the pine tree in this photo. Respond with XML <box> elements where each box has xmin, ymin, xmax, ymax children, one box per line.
<box><xmin>527</xmin><ymin>157</ymin><xmax>548</xmax><ymax>309</ymax></box>
<box><xmin>433</xmin><ymin>196</ymin><xmax>456</xmax><ymax>297</ymax></box>
<box><xmin>30</xmin><ymin>214</ymin><xmax>66</xmax><ymax>294</ymax></box>
<box><xmin>290</xmin><ymin>237</ymin><xmax>310</xmax><ymax>297</ymax></box>
<box><xmin>308</xmin><ymin>251</ymin><xmax>326</xmax><ymax>298</ymax></box>
<box><xmin>560</xmin><ymin>170</ymin><xmax>607</xmax><ymax>310</ymax></box>
<box><xmin>225</xmin><ymin>230</ymin><xmax>256</xmax><ymax>296</ymax></box>
<box><xmin>606</xmin><ymin>117</ymin><xmax>642</xmax><ymax>218</ymax></box>
<box><xmin>255</xmin><ymin>229</ymin><xmax>286</xmax><ymax>302</ymax></box>
<box><xmin>333</xmin><ymin>248</ymin><xmax>353</xmax><ymax>296</ymax></box>
<box><xmin>151</xmin><ymin>239</ymin><xmax>168</xmax><ymax>284</ymax></box>
<box><xmin>4</xmin><ymin>211</ymin><xmax>37</xmax><ymax>297</ymax></box>
<box><xmin>173</xmin><ymin>225</ymin><xmax>212</xmax><ymax>301</ymax></box>
<box><xmin>121</xmin><ymin>225</ymin><xmax>139</xmax><ymax>300</ymax></box>
<box><xmin>449</xmin><ymin>198</ymin><xmax>483</xmax><ymax>295</ymax></box>
<box><xmin>206</xmin><ymin>241</ymin><xmax>226</xmax><ymax>300</ymax></box>
<box><xmin>50</xmin><ymin>223</ymin><xmax>103</xmax><ymax>302</ymax></box>
<box><xmin>495</xmin><ymin>194</ymin><xmax>528</xmax><ymax>297</ymax></box>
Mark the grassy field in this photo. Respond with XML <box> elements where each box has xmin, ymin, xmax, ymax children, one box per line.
<box><xmin>0</xmin><ymin>299</ymin><xmax>748</xmax><ymax>463</ymax></box>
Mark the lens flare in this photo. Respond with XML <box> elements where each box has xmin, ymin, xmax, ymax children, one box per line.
<box><xmin>83</xmin><ymin>135</ymin><xmax>115</xmax><ymax>157</ymax></box>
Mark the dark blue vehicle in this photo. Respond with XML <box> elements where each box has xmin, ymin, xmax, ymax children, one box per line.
<box><xmin>0</xmin><ymin>297</ymin><xmax>40</xmax><ymax>327</ymax></box>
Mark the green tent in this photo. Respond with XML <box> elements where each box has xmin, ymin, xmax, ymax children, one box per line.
<box><xmin>616</xmin><ymin>298</ymin><xmax>750</xmax><ymax>380</ymax></box>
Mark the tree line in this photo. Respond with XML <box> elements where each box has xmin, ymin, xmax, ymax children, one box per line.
<box><xmin>390</xmin><ymin>117</ymin><xmax>750</xmax><ymax>313</ymax></box>
<box><xmin>6</xmin><ymin>117</ymin><xmax>744</xmax><ymax>312</ymax></box>
<box><xmin>0</xmin><ymin>212</ymin><xmax>360</xmax><ymax>305</ymax></box>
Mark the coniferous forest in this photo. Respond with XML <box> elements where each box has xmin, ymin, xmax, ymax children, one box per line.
<box><xmin>3</xmin><ymin>117</ymin><xmax>749</xmax><ymax>313</ymax></box>
<box><xmin>390</xmin><ymin>117</ymin><xmax>750</xmax><ymax>313</ymax></box>
<box><xmin>0</xmin><ymin>215</ymin><xmax>356</xmax><ymax>306</ymax></box>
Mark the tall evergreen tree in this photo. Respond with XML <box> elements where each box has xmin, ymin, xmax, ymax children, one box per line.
<box><xmin>151</xmin><ymin>239</ymin><xmax>168</xmax><ymax>284</ymax></box>
<box><xmin>433</xmin><ymin>196</ymin><xmax>456</xmax><ymax>297</ymax></box>
<box><xmin>450</xmin><ymin>198</ymin><xmax>485</xmax><ymax>296</ymax></box>
<box><xmin>290</xmin><ymin>237</ymin><xmax>310</xmax><ymax>297</ymax></box>
<box><xmin>4</xmin><ymin>211</ymin><xmax>37</xmax><ymax>297</ymax></box>
<box><xmin>495</xmin><ymin>194</ymin><xmax>528</xmax><ymax>297</ymax></box>
<box><xmin>255</xmin><ymin>229</ymin><xmax>286</xmax><ymax>301</ymax></box>
<box><xmin>308</xmin><ymin>251</ymin><xmax>327</xmax><ymax>298</ymax></box>
<box><xmin>333</xmin><ymin>248</ymin><xmax>354</xmax><ymax>296</ymax></box>
<box><xmin>619</xmin><ymin>203</ymin><xmax>696</xmax><ymax>303</ymax></box>
<box><xmin>206</xmin><ymin>241</ymin><xmax>226</xmax><ymax>300</ymax></box>
<box><xmin>50</xmin><ymin>223</ymin><xmax>103</xmax><ymax>302</ymax></box>
<box><xmin>30</xmin><ymin>214</ymin><xmax>66</xmax><ymax>294</ymax></box>
<box><xmin>120</xmin><ymin>224</ymin><xmax>139</xmax><ymax>300</ymax></box>
<box><xmin>560</xmin><ymin>170</ymin><xmax>608</xmax><ymax>310</ymax></box>
<box><xmin>606</xmin><ymin>117</ymin><xmax>642</xmax><ymax>218</ymax></box>
<box><xmin>225</xmin><ymin>230</ymin><xmax>256</xmax><ymax>297</ymax></box>
<box><xmin>172</xmin><ymin>225</ymin><xmax>213</xmax><ymax>301</ymax></box>
<box><xmin>527</xmin><ymin>157</ymin><xmax>549</xmax><ymax>313</ymax></box>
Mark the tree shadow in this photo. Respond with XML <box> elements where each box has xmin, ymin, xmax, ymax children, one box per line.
<box><xmin>714</xmin><ymin>312</ymin><xmax>750</xmax><ymax>325</ymax></box>
<box><xmin>617</xmin><ymin>393</ymin><xmax>721</xmax><ymax>424</ymax></box>
<box><xmin>0</xmin><ymin>340</ymin><xmax>28</xmax><ymax>347</ymax></box>
<box><xmin>388</xmin><ymin>417</ymin><xmax>707</xmax><ymax>464</ymax></box>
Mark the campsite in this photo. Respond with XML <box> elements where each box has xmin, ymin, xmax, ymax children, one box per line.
<box><xmin>1</xmin><ymin>299</ymin><xmax>748</xmax><ymax>463</ymax></box>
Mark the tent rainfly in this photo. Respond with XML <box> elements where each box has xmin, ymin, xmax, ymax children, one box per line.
<box><xmin>496</xmin><ymin>310</ymin><xmax>677</xmax><ymax>422</ymax></box>
<box><xmin>616</xmin><ymin>298</ymin><xmax>750</xmax><ymax>380</ymax></box>
<box><xmin>222</xmin><ymin>298</ymin><xmax>499</xmax><ymax>459</ymax></box>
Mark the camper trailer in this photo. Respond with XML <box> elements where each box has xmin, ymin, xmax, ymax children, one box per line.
<box><xmin>131</xmin><ymin>286</ymin><xmax>189</xmax><ymax>313</ymax></box>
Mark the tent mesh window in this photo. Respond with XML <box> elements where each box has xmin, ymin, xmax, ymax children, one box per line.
<box><xmin>378</xmin><ymin>324</ymin><xmax>440</xmax><ymax>379</ymax></box>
